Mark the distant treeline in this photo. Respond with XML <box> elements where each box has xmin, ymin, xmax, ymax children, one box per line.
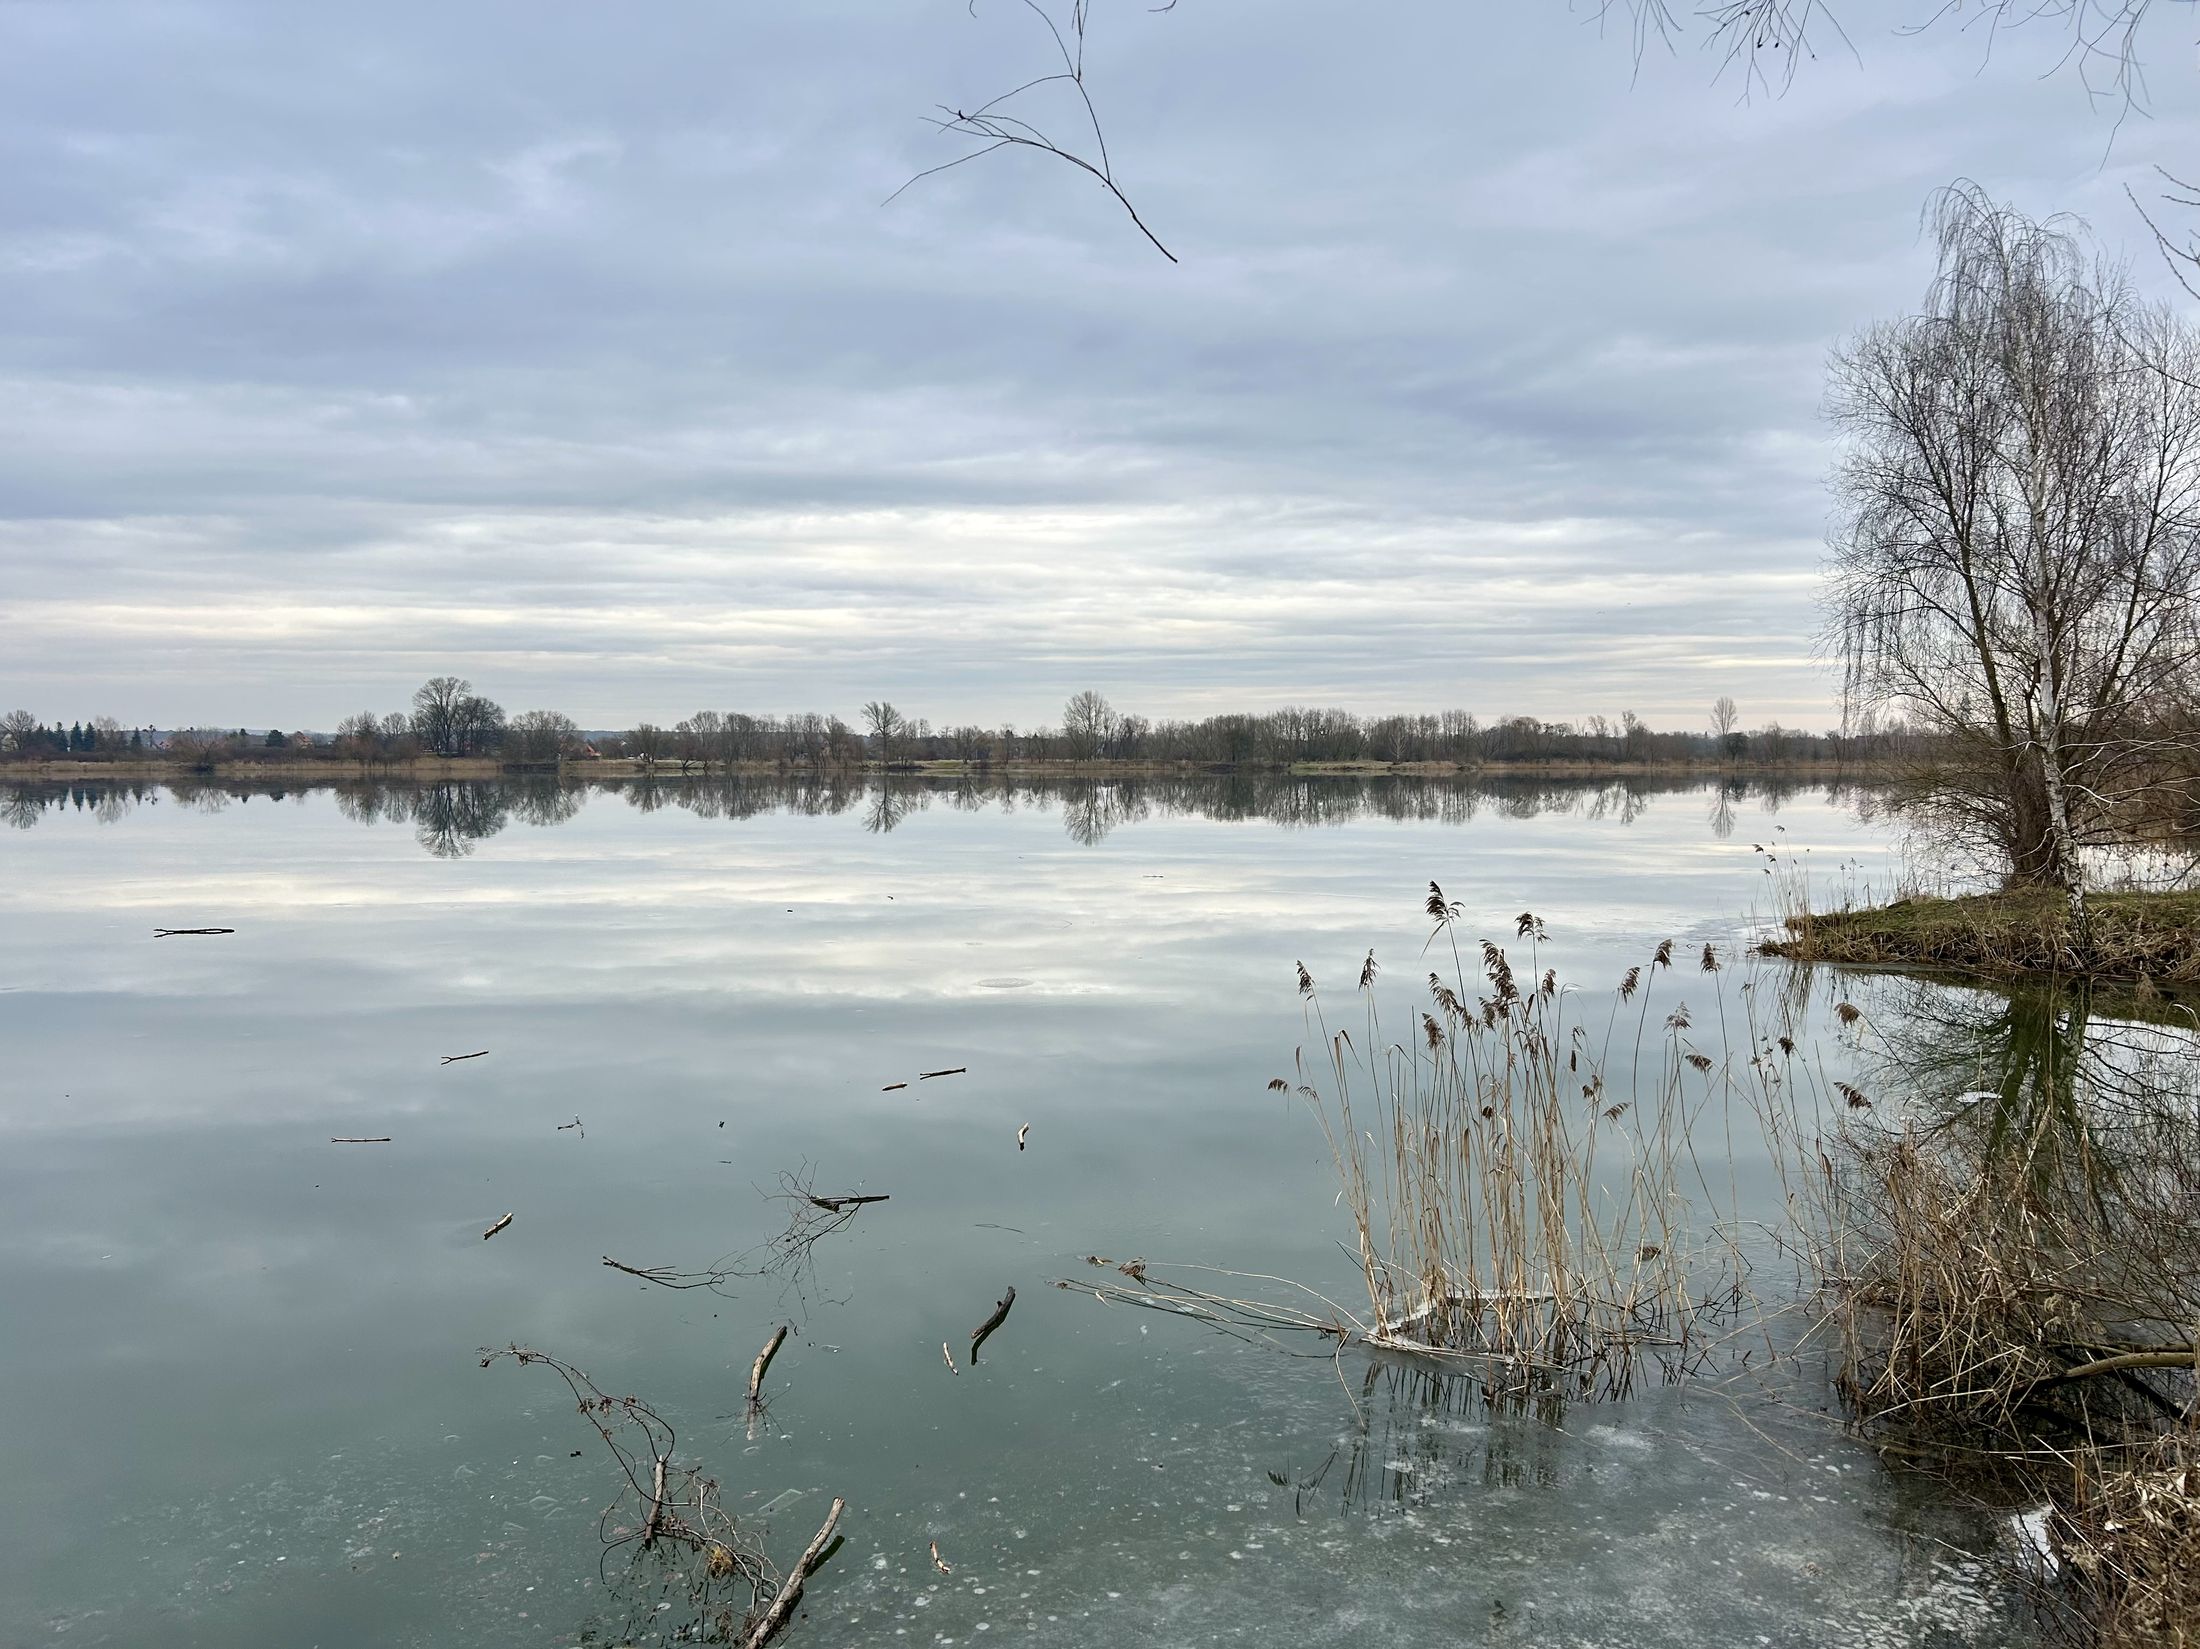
<box><xmin>1</xmin><ymin>680</ymin><xmax>1906</xmax><ymax>770</ymax></box>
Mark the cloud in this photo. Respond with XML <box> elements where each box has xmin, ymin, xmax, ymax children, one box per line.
<box><xmin>1</xmin><ymin>0</ymin><xmax>2196</xmax><ymax>729</ymax></box>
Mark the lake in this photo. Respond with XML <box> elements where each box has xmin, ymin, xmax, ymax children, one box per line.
<box><xmin>0</xmin><ymin>773</ymin><xmax>2035</xmax><ymax>1647</ymax></box>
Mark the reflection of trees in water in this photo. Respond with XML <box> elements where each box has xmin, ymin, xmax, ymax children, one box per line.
<box><xmin>2</xmin><ymin>785</ymin><xmax>59</xmax><ymax>829</ymax></box>
<box><xmin>1059</xmin><ymin>782</ymin><xmax>1149</xmax><ymax>845</ymax></box>
<box><xmin>1852</xmin><ymin>973</ymin><xmax>2199</xmax><ymax>1160</ymax></box>
<box><xmin>507</xmin><ymin>780</ymin><xmax>586</xmax><ymax>828</ymax></box>
<box><xmin>164</xmin><ymin>780</ymin><xmax>233</xmax><ymax>814</ymax></box>
<box><xmin>3</xmin><ymin>771</ymin><xmax>1831</xmax><ymax>852</ymax></box>
<box><xmin>1246</xmin><ymin>1359</ymin><xmax>1606</xmax><ymax>1524</ymax></box>
<box><xmin>864</xmin><ymin>782</ymin><xmax>931</xmax><ymax>835</ymax></box>
<box><xmin>1837</xmin><ymin>970</ymin><xmax>2200</xmax><ymax>1358</ymax></box>
<box><xmin>1708</xmin><ymin>783</ymin><xmax>1740</xmax><ymax>841</ymax></box>
<box><xmin>412</xmin><ymin>782</ymin><xmax>510</xmax><ymax>858</ymax></box>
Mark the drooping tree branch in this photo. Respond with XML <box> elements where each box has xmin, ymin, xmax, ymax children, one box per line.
<box><xmin>888</xmin><ymin>0</ymin><xmax>1177</xmax><ymax>262</ymax></box>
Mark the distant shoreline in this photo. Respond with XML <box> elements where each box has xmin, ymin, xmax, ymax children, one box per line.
<box><xmin>1</xmin><ymin>755</ymin><xmax>1874</xmax><ymax>783</ymax></box>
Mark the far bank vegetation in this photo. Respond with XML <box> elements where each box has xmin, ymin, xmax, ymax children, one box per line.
<box><xmin>4</xmin><ymin>686</ymin><xmax>1886</xmax><ymax>776</ymax></box>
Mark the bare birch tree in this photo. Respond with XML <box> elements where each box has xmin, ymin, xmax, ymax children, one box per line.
<box><xmin>1828</xmin><ymin>182</ymin><xmax>2200</xmax><ymax>945</ymax></box>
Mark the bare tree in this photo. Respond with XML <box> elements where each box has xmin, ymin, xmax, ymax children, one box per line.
<box><xmin>0</xmin><ymin>710</ymin><xmax>35</xmax><ymax>753</ymax></box>
<box><xmin>1062</xmin><ymin>689</ymin><xmax>1117</xmax><ymax>761</ymax></box>
<box><xmin>1828</xmin><ymin>182</ymin><xmax>2200</xmax><ymax>943</ymax></box>
<box><xmin>411</xmin><ymin>677</ymin><xmax>506</xmax><ymax>758</ymax></box>
<box><xmin>628</xmin><ymin>722</ymin><xmax>669</xmax><ymax>764</ymax></box>
<box><xmin>508</xmin><ymin>709</ymin><xmax>582</xmax><ymax>764</ymax></box>
<box><xmin>861</xmin><ymin>701</ymin><xmax>906</xmax><ymax>766</ymax></box>
<box><xmin>167</xmin><ymin>727</ymin><xmax>234</xmax><ymax>767</ymax></box>
<box><xmin>1710</xmin><ymin>696</ymin><xmax>1747</xmax><ymax>761</ymax></box>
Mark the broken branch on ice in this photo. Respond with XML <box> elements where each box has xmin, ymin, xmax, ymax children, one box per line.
<box><xmin>968</xmin><ymin>1286</ymin><xmax>1016</xmax><ymax>1364</ymax></box>
<box><xmin>748</xmin><ymin>1324</ymin><xmax>789</xmax><ymax>1407</ymax></box>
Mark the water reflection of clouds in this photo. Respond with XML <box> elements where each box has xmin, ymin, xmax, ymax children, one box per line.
<box><xmin>0</xmin><ymin>778</ymin><xmax>1899</xmax><ymax>1140</ymax></box>
<box><xmin>0</xmin><ymin>780</ymin><xmax>2048</xmax><ymax>1649</ymax></box>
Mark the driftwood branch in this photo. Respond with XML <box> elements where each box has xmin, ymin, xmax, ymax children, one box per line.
<box><xmin>643</xmin><ymin>1452</ymin><xmax>670</xmax><ymax>1547</ymax></box>
<box><xmin>441</xmin><ymin>1050</ymin><xmax>489</xmax><ymax>1065</ymax></box>
<box><xmin>331</xmin><ymin>1136</ymin><xmax>391</xmax><ymax>1144</ymax></box>
<box><xmin>969</xmin><ymin>1286</ymin><xmax>1017</xmax><ymax>1364</ymax></box>
<box><xmin>483</xmin><ymin>1212</ymin><xmax>513</xmax><ymax>1241</ymax></box>
<box><xmin>805</xmin><ymin>1193</ymin><xmax>889</xmax><ymax>1214</ymax></box>
<box><xmin>153</xmin><ymin>926</ymin><xmax>234</xmax><ymax>937</ymax></box>
<box><xmin>919</xmin><ymin>1067</ymin><xmax>967</xmax><ymax>1080</ymax></box>
<box><xmin>741</xmin><ymin>1497</ymin><xmax>846</xmax><ymax>1649</ymax></box>
<box><xmin>2038</xmin><ymin>1346</ymin><xmax>2200</xmax><ymax>1386</ymax></box>
<box><xmin>604</xmin><ymin>1168</ymin><xmax>887</xmax><ymax>1305</ymax></box>
<box><xmin>748</xmin><ymin>1324</ymin><xmax>790</xmax><ymax>1406</ymax></box>
<box><xmin>602</xmin><ymin>1255</ymin><xmax>725</xmax><ymax>1288</ymax></box>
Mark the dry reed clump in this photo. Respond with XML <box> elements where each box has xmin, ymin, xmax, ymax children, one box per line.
<box><xmin>2055</xmin><ymin>1436</ymin><xmax>2200</xmax><ymax>1648</ymax></box>
<box><xmin>1817</xmin><ymin>1126</ymin><xmax>2103</xmax><ymax>1439</ymax></box>
<box><xmin>1286</xmin><ymin>888</ymin><xmax>1770</xmax><ymax>1400</ymax></box>
<box><xmin>1807</xmin><ymin>994</ymin><xmax>2200</xmax><ymax>1645</ymax></box>
<box><xmin>1814</xmin><ymin>1046</ymin><xmax>2200</xmax><ymax>1454</ymax></box>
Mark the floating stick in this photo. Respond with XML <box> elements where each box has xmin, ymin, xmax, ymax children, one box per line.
<box><xmin>742</xmin><ymin>1499</ymin><xmax>846</xmax><ymax>1649</ymax></box>
<box><xmin>969</xmin><ymin>1286</ymin><xmax>1016</xmax><ymax>1364</ymax></box>
<box><xmin>748</xmin><ymin>1325</ymin><xmax>789</xmax><ymax>1406</ymax></box>
<box><xmin>483</xmin><ymin>1213</ymin><xmax>513</xmax><ymax>1241</ymax></box>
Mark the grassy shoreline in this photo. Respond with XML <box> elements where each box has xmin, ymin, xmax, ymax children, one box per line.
<box><xmin>1761</xmin><ymin>887</ymin><xmax>2200</xmax><ymax>988</ymax></box>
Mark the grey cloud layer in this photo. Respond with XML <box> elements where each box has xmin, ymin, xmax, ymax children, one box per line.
<box><xmin>3</xmin><ymin>0</ymin><xmax>2196</xmax><ymax>727</ymax></box>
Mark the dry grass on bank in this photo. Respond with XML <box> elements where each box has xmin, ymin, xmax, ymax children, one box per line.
<box><xmin>1812</xmin><ymin>1071</ymin><xmax>2200</xmax><ymax>1645</ymax></box>
<box><xmin>2056</xmin><ymin>1437</ymin><xmax>2200</xmax><ymax>1648</ymax></box>
<box><xmin>1762</xmin><ymin>888</ymin><xmax>2200</xmax><ymax>988</ymax></box>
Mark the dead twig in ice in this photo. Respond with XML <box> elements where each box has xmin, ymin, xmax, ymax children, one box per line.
<box><xmin>969</xmin><ymin>1287</ymin><xmax>1017</xmax><ymax>1365</ymax></box>
<box><xmin>748</xmin><ymin>1325</ymin><xmax>789</xmax><ymax>1407</ymax></box>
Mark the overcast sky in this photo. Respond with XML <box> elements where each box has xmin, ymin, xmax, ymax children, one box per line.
<box><xmin>3</xmin><ymin>0</ymin><xmax>2198</xmax><ymax>732</ymax></box>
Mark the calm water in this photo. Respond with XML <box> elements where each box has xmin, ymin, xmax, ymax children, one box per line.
<box><xmin>0</xmin><ymin>775</ymin><xmax>2033</xmax><ymax>1647</ymax></box>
